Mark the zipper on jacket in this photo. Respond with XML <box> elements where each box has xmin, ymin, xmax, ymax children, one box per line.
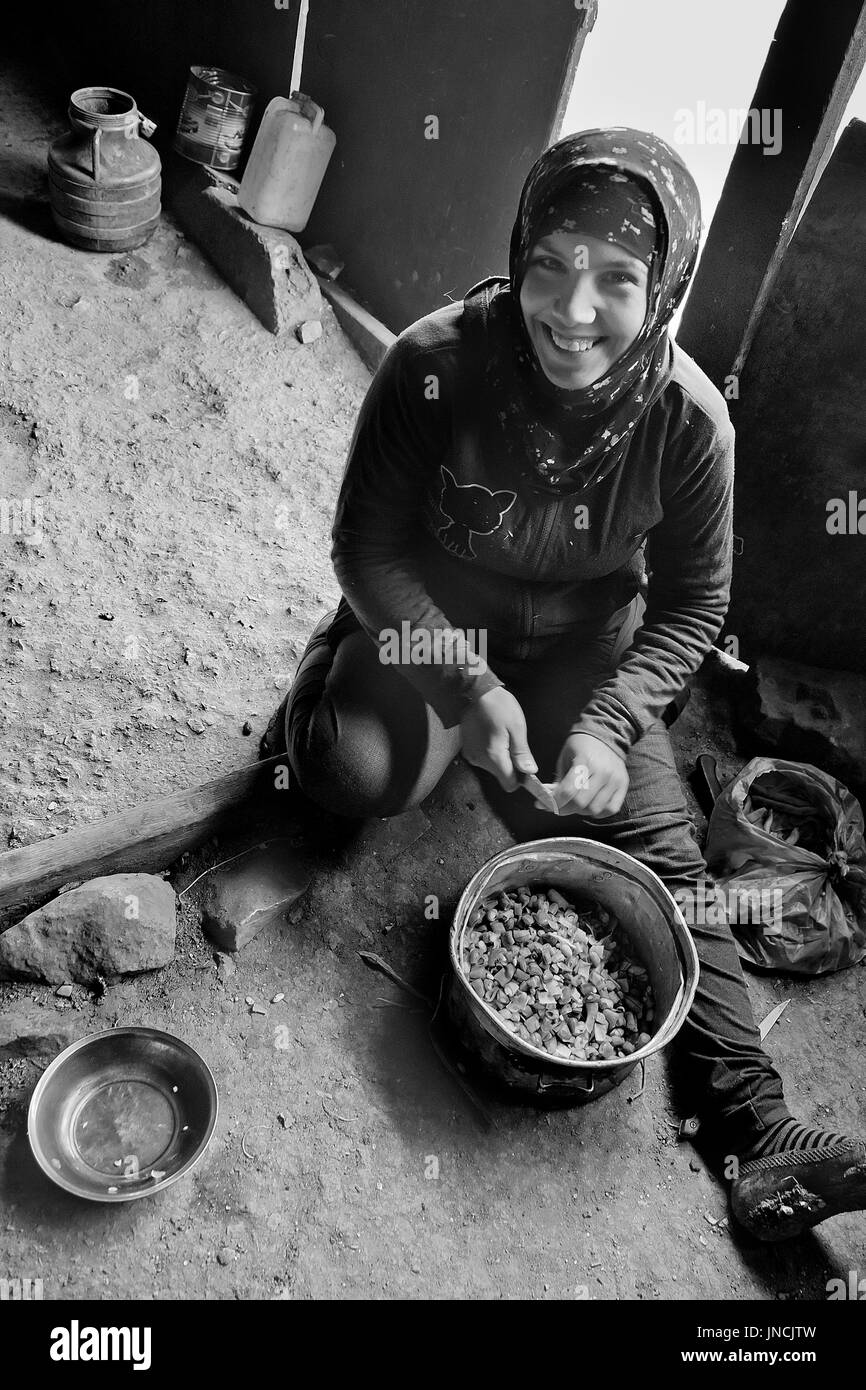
<box><xmin>531</xmin><ymin>494</ymin><xmax>562</xmax><ymax>583</ymax></box>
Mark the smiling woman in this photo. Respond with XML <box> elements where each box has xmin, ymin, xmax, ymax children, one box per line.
<box><xmin>262</xmin><ymin>126</ymin><xmax>866</xmax><ymax>1244</ymax></box>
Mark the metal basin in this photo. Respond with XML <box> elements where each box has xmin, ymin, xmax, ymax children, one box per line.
<box><xmin>448</xmin><ymin>837</ymin><xmax>700</xmax><ymax>1104</ymax></box>
<box><xmin>28</xmin><ymin>1027</ymin><xmax>218</xmax><ymax>1202</ymax></box>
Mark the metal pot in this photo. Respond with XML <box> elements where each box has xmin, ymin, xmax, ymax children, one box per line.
<box><xmin>447</xmin><ymin>838</ymin><xmax>699</xmax><ymax>1105</ymax></box>
<box><xmin>48</xmin><ymin>87</ymin><xmax>161</xmax><ymax>252</ymax></box>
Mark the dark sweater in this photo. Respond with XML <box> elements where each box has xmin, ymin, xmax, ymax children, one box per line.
<box><xmin>331</xmin><ymin>299</ymin><xmax>735</xmax><ymax>762</ymax></box>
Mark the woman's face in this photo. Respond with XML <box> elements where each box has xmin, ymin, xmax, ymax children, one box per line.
<box><xmin>519</xmin><ymin>231</ymin><xmax>650</xmax><ymax>389</ymax></box>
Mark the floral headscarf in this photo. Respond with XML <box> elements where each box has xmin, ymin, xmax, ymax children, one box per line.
<box><xmin>467</xmin><ymin>128</ymin><xmax>702</xmax><ymax>495</ymax></box>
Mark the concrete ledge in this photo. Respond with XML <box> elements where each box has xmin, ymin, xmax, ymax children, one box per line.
<box><xmin>162</xmin><ymin>158</ymin><xmax>322</xmax><ymax>335</ymax></box>
<box><xmin>746</xmin><ymin>654</ymin><xmax>866</xmax><ymax>797</ymax></box>
<box><xmin>318</xmin><ymin>279</ymin><xmax>397</xmax><ymax>371</ymax></box>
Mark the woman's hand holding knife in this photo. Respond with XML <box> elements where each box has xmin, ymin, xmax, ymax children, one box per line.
<box><xmin>460</xmin><ymin>688</ymin><xmax>538</xmax><ymax>792</ymax></box>
<box><xmin>461</xmin><ymin>694</ymin><xmax>629</xmax><ymax>818</ymax></box>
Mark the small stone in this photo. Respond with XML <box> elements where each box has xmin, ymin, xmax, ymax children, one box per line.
<box><xmin>295</xmin><ymin>319</ymin><xmax>322</xmax><ymax>344</ymax></box>
<box><xmin>689</xmin><ymin>1158</ymin><xmax>702</xmax><ymax>1173</ymax></box>
<box><xmin>217</xmin><ymin>1248</ymin><xmax>233</xmax><ymax>1266</ymax></box>
<box><xmin>272</xmin><ymin>993</ymin><xmax>285</xmax><ymax>1003</ymax></box>
<box><xmin>244</xmin><ymin>996</ymin><xmax>255</xmax><ymax>1006</ymax></box>
<box><xmin>194</xmin><ymin>842</ymin><xmax>312</xmax><ymax>952</ymax></box>
<box><xmin>241</xmin><ymin>721</ymin><xmax>253</xmax><ymax>736</ymax></box>
<box><xmin>55</xmin><ymin>984</ymin><xmax>73</xmax><ymax>998</ymax></box>
<box><xmin>186</xmin><ymin>719</ymin><xmax>205</xmax><ymax>734</ymax></box>
<box><xmin>251</xmin><ymin>1004</ymin><xmax>267</xmax><ymax>1016</ymax></box>
<box><xmin>304</xmin><ymin>244</ymin><xmax>344</xmax><ymax>279</ymax></box>
<box><xmin>215</xmin><ymin>952</ymin><xmax>236</xmax><ymax>982</ymax></box>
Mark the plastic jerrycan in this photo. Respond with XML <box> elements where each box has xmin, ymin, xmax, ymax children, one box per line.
<box><xmin>238</xmin><ymin>92</ymin><xmax>335</xmax><ymax>232</ymax></box>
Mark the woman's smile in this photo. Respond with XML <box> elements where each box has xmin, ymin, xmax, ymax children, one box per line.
<box><xmin>545</xmin><ymin>327</ymin><xmax>604</xmax><ymax>353</ymax></box>
<box><xmin>520</xmin><ymin>231</ymin><xmax>649</xmax><ymax>388</ymax></box>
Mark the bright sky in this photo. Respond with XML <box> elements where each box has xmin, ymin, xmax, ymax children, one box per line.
<box><xmin>559</xmin><ymin>0</ymin><xmax>866</xmax><ymax>241</ymax></box>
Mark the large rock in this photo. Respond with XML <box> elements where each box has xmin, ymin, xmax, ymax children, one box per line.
<box><xmin>163</xmin><ymin>162</ymin><xmax>322</xmax><ymax>336</ymax></box>
<box><xmin>0</xmin><ymin>874</ymin><xmax>177</xmax><ymax>984</ymax></box>
<box><xmin>195</xmin><ymin>842</ymin><xmax>312</xmax><ymax>952</ymax></box>
<box><xmin>750</xmin><ymin>655</ymin><xmax>866</xmax><ymax>795</ymax></box>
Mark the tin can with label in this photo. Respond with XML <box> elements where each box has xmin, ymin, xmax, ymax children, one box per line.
<box><xmin>174</xmin><ymin>66</ymin><xmax>257</xmax><ymax>171</ymax></box>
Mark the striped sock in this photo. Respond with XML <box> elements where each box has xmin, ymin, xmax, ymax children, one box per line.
<box><xmin>744</xmin><ymin>1118</ymin><xmax>850</xmax><ymax>1161</ymax></box>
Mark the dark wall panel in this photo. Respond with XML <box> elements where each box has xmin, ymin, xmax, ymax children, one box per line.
<box><xmin>727</xmin><ymin>120</ymin><xmax>866</xmax><ymax>671</ymax></box>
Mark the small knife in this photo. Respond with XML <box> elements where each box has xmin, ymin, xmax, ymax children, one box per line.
<box><xmin>516</xmin><ymin>769</ymin><xmax>560</xmax><ymax>815</ymax></box>
<box><xmin>759</xmin><ymin>997</ymin><xmax>791</xmax><ymax>1041</ymax></box>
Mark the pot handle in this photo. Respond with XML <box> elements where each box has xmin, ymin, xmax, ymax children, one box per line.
<box><xmin>537</xmin><ymin>1071</ymin><xmax>594</xmax><ymax>1095</ymax></box>
<box><xmin>290</xmin><ymin>92</ymin><xmax>325</xmax><ymax>133</ymax></box>
<box><xmin>89</xmin><ymin>128</ymin><xmax>102</xmax><ymax>181</ymax></box>
<box><xmin>90</xmin><ymin>109</ymin><xmax>157</xmax><ymax>179</ymax></box>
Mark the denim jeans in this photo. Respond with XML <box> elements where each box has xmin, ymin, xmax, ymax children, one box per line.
<box><xmin>286</xmin><ymin>602</ymin><xmax>793</xmax><ymax>1153</ymax></box>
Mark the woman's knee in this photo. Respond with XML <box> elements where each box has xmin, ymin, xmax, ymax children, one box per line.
<box><xmin>291</xmin><ymin>746</ymin><xmax>431</xmax><ymax>819</ymax></box>
<box><xmin>291</xmin><ymin>699</ymin><xmax>455</xmax><ymax>818</ymax></box>
<box><xmin>286</xmin><ymin>625</ymin><xmax>460</xmax><ymax>818</ymax></box>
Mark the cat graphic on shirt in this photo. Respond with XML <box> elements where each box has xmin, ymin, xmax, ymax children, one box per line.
<box><xmin>437</xmin><ymin>466</ymin><xmax>516</xmax><ymax>559</ymax></box>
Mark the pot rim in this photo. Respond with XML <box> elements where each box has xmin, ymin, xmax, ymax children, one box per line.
<box><xmin>189</xmin><ymin>65</ymin><xmax>257</xmax><ymax>97</ymax></box>
<box><xmin>69</xmin><ymin>87</ymin><xmax>138</xmax><ymax>128</ymax></box>
<box><xmin>449</xmin><ymin>836</ymin><xmax>699</xmax><ymax>1073</ymax></box>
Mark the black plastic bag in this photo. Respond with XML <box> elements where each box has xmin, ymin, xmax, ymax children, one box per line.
<box><xmin>704</xmin><ymin>757</ymin><xmax>866</xmax><ymax>974</ymax></box>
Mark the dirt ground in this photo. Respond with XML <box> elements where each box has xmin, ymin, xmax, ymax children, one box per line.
<box><xmin>1</xmin><ymin>58</ymin><xmax>864</xmax><ymax>1301</ymax></box>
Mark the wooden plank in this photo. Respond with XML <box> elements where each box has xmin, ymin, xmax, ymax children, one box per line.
<box><xmin>319</xmin><ymin>280</ymin><xmax>396</xmax><ymax>371</ymax></box>
<box><xmin>0</xmin><ymin>755</ymin><xmax>291</xmax><ymax>927</ymax></box>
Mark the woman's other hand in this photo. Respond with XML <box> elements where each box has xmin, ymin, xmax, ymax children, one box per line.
<box><xmin>460</xmin><ymin>688</ymin><xmax>537</xmax><ymax>792</ymax></box>
<box><xmin>553</xmin><ymin>732</ymin><xmax>629</xmax><ymax>817</ymax></box>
